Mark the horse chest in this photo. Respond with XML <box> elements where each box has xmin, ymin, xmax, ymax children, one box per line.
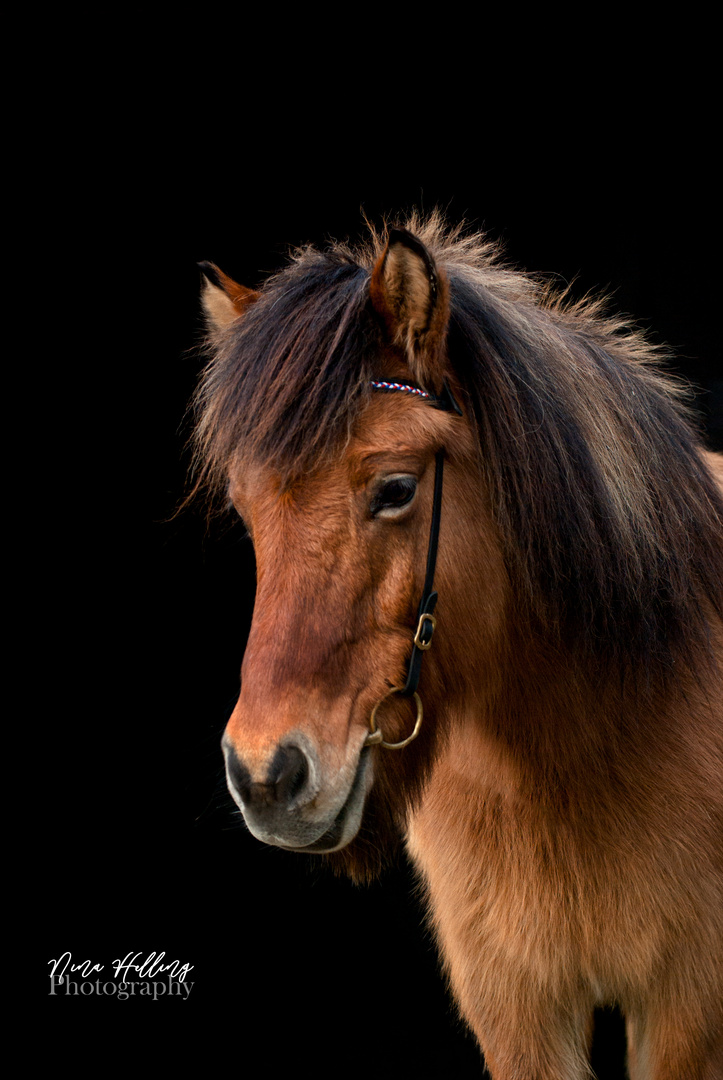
<box><xmin>405</xmin><ymin>759</ymin><xmax>661</xmax><ymax>996</ymax></box>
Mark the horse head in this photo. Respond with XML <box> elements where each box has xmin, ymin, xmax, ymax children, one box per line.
<box><xmin>196</xmin><ymin>228</ymin><xmax>504</xmax><ymax>871</ymax></box>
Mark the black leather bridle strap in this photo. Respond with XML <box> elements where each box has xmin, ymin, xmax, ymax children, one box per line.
<box><xmin>368</xmin><ymin>378</ymin><xmax>461</xmax><ymax>714</ymax></box>
<box><xmin>400</xmin><ymin>448</ymin><xmax>444</xmax><ymax>697</ymax></box>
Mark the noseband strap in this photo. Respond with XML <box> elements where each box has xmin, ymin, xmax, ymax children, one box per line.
<box><xmin>365</xmin><ymin>380</ymin><xmax>461</xmax><ymax>750</ymax></box>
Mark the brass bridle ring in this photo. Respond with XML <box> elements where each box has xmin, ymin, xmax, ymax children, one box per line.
<box><xmin>364</xmin><ymin>688</ymin><xmax>424</xmax><ymax>750</ymax></box>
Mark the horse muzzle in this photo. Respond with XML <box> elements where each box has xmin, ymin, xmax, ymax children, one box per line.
<box><xmin>222</xmin><ymin>731</ymin><xmax>373</xmax><ymax>852</ymax></box>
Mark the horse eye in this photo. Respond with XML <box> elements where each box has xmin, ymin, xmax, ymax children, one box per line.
<box><xmin>370</xmin><ymin>475</ymin><xmax>418</xmax><ymax>517</ymax></box>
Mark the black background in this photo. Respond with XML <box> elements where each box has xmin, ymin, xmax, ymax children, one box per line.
<box><xmin>40</xmin><ymin>111</ymin><xmax>719</xmax><ymax>1078</ymax></box>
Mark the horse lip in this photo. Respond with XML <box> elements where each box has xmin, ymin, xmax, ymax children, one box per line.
<box><xmin>275</xmin><ymin>746</ymin><xmax>372</xmax><ymax>853</ymax></box>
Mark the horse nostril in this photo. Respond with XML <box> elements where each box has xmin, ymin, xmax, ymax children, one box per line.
<box><xmin>269</xmin><ymin>744</ymin><xmax>309</xmax><ymax>805</ymax></box>
<box><xmin>225</xmin><ymin>743</ymin><xmax>311</xmax><ymax>810</ymax></box>
<box><xmin>226</xmin><ymin>747</ymin><xmax>253</xmax><ymax>803</ymax></box>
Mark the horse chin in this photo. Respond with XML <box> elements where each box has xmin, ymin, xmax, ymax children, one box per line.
<box><xmin>246</xmin><ymin>745</ymin><xmax>373</xmax><ymax>854</ymax></box>
<box><xmin>281</xmin><ymin>746</ymin><xmax>373</xmax><ymax>853</ymax></box>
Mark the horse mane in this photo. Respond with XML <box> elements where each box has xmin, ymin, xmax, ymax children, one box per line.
<box><xmin>440</xmin><ymin>237</ymin><xmax>723</xmax><ymax>679</ymax></box>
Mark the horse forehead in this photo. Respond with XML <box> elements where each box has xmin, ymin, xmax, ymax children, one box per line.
<box><xmin>232</xmin><ymin>456</ymin><xmax>342</xmax><ymax>496</ymax></box>
<box><xmin>228</xmin><ymin>393</ymin><xmax>458</xmax><ymax>514</ymax></box>
<box><xmin>230</xmin><ymin>459</ymin><xmax>351</xmax><ymax>547</ymax></box>
<box><xmin>353</xmin><ymin>392</ymin><xmax>456</xmax><ymax>447</ymax></box>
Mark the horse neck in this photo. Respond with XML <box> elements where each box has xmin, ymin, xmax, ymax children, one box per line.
<box><xmin>440</xmin><ymin>580</ymin><xmax>720</xmax><ymax>808</ymax></box>
<box><xmin>428</xmin><ymin>443</ymin><xmax>722</xmax><ymax>802</ymax></box>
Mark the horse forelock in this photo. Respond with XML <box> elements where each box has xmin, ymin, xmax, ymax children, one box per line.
<box><xmin>192</xmin><ymin>212</ymin><xmax>723</xmax><ymax>685</ymax></box>
<box><xmin>189</xmin><ymin>211</ymin><xmax>498</xmax><ymax>498</ymax></box>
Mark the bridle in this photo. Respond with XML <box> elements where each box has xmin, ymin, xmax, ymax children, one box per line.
<box><xmin>364</xmin><ymin>379</ymin><xmax>462</xmax><ymax>750</ymax></box>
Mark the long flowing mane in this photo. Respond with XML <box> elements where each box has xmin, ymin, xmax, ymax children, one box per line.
<box><xmin>192</xmin><ymin>212</ymin><xmax>723</xmax><ymax>681</ymax></box>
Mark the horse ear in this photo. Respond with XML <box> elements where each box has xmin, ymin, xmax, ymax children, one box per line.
<box><xmin>199</xmin><ymin>261</ymin><xmax>259</xmax><ymax>332</ymax></box>
<box><xmin>369</xmin><ymin>227</ymin><xmax>450</xmax><ymax>389</ymax></box>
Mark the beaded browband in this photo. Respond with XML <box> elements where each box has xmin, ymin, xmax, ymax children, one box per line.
<box><xmin>370</xmin><ymin>379</ymin><xmax>462</xmax><ymax>415</ymax></box>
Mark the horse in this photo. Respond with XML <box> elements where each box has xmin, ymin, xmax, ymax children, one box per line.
<box><xmin>190</xmin><ymin>213</ymin><xmax>723</xmax><ymax>1079</ymax></box>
